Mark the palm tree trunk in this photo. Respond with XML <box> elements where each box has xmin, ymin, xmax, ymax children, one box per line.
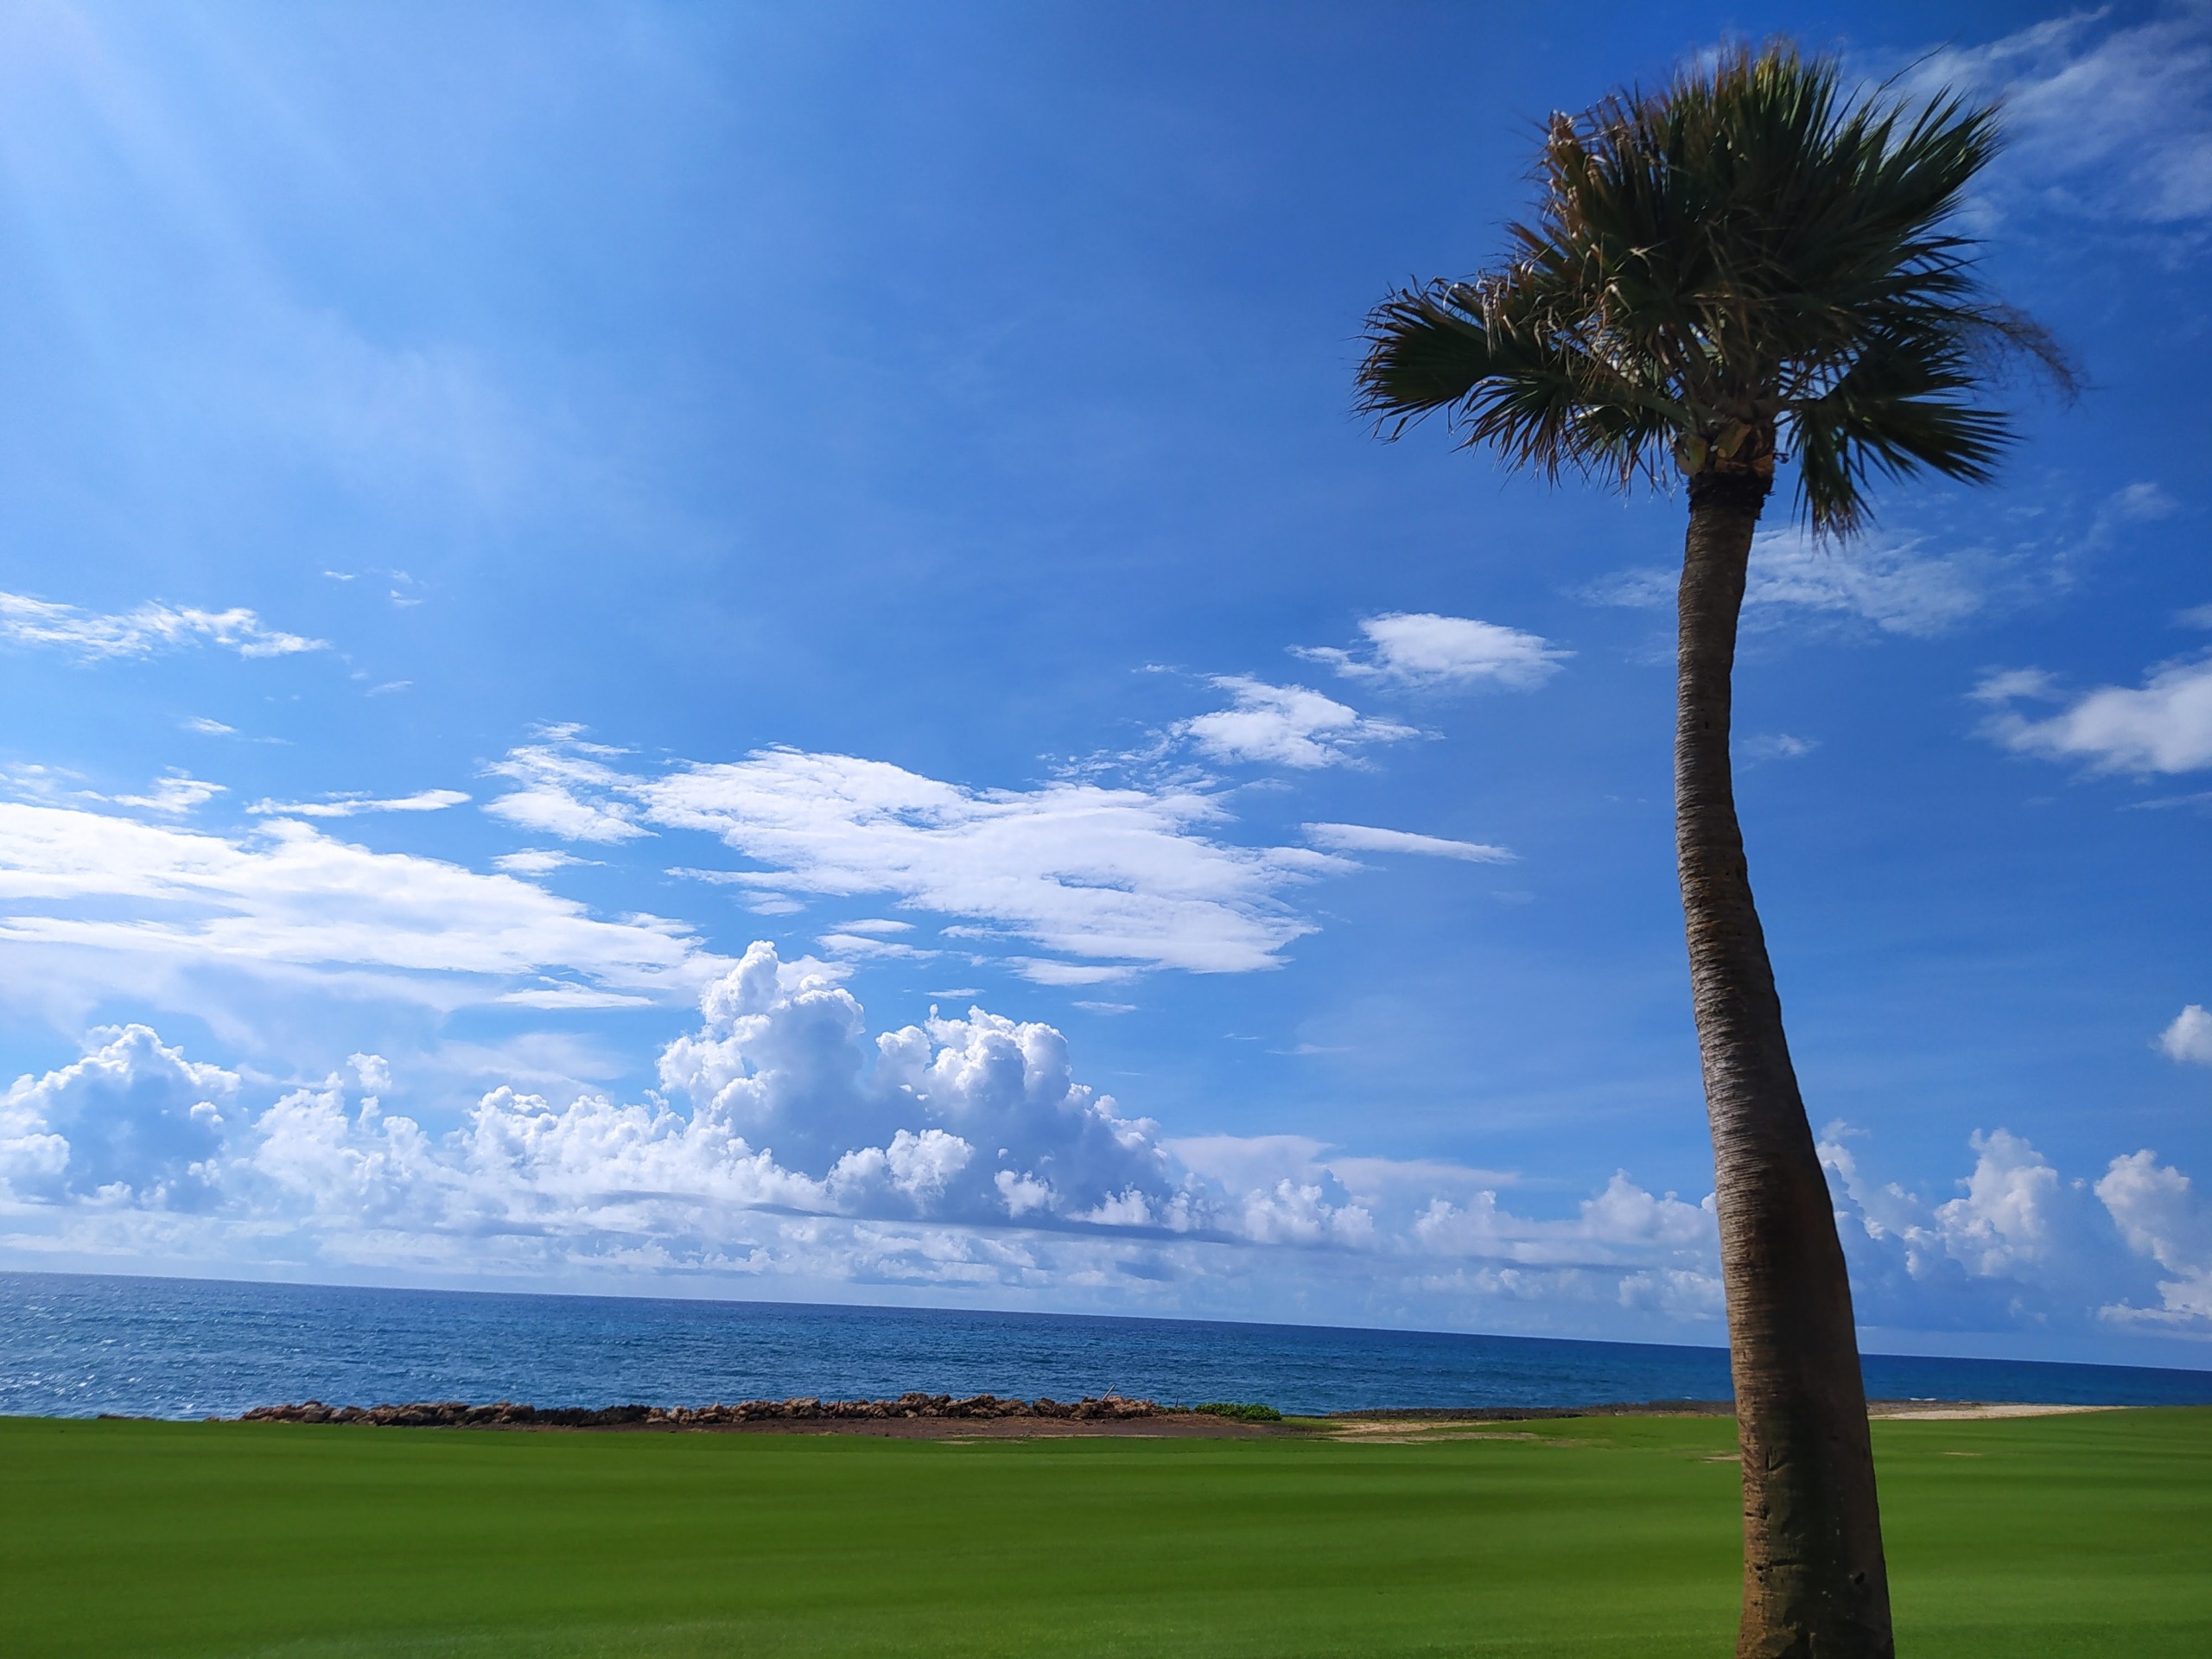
<box><xmin>1675</xmin><ymin>471</ymin><xmax>1894</xmax><ymax>1659</ymax></box>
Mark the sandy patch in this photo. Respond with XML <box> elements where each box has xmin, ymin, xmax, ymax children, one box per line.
<box><xmin>1869</xmin><ymin>1403</ymin><xmax>2124</xmax><ymax>1421</ymax></box>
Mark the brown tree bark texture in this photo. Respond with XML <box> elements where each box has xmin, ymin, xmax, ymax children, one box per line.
<box><xmin>1675</xmin><ymin>471</ymin><xmax>1895</xmax><ymax>1659</ymax></box>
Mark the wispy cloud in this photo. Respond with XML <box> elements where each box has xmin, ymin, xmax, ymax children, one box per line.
<box><xmin>114</xmin><ymin>772</ymin><xmax>225</xmax><ymax>815</ymax></box>
<box><xmin>490</xmin><ymin>734</ymin><xmax>1353</xmax><ymax>976</ymax></box>
<box><xmin>1740</xmin><ymin>734</ymin><xmax>1819</xmax><ymax>764</ymax></box>
<box><xmin>0</xmin><ymin>799</ymin><xmax>719</xmax><ymax>1014</ymax></box>
<box><xmin>1304</xmin><ymin>822</ymin><xmax>1515</xmax><ymax>863</ymax></box>
<box><xmin>484</xmin><ymin>738</ymin><xmax>652</xmax><ymax>843</ymax></box>
<box><xmin>1583</xmin><ymin>482</ymin><xmax>2172</xmax><ymax>639</ymax></box>
<box><xmin>492</xmin><ymin>849</ymin><xmax>594</xmax><ymax>876</ymax></box>
<box><xmin>0</xmin><ymin>592</ymin><xmax>323</xmax><ymax>661</ymax></box>
<box><xmin>248</xmin><ymin>789</ymin><xmax>471</xmax><ymax>818</ymax></box>
<box><xmin>1900</xmin><ymin>7</ymin><xmax>2212</xmax><ymax>228</ymax></box>
<box><xmin>1579</xmin><ymin>528</ymin><xmax>2000</xmax><ymax>637</ymax></box>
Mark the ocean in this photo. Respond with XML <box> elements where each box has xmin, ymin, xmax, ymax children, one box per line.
<box><xmin>4</xmin><ymin>1270</ymin><xmax>2209</xmax><ymax>1420</ymax></box>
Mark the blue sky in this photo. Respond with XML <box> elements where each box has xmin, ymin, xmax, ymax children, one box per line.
<box><xmin>0</xmin><ymin>0</ymin><xmax>2206</xmax><ymax>1365</ymax></box>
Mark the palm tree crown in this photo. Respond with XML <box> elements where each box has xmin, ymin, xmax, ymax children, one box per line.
<box><xmin>1356</xmin><ymin>42</ymin><xmax>2070</xmax><ymax>532</ymax></box>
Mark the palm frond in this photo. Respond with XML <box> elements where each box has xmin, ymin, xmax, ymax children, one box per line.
<box><xmin>1357</xmin><ymin>39</ymin><xmax>2073</xmax><ymax>531</ymax></box>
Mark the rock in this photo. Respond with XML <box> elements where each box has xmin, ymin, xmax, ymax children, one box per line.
<box><xmin>234</xmin><ymin>1389</ymin><xmax>1166</xmax><ymax>1428</ymax></box>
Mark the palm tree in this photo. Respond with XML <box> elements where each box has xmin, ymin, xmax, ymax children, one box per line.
<box><xmin>1356</xmin><ymin>43</ymin><xmax>2070</xmax><ymax>1659</ymax></box>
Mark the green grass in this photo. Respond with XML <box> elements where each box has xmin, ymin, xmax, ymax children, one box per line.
<box><xmin>3</xmin><ymin>1409</ymin><xmax>2206</xmax><ymax>1657</ymax></box>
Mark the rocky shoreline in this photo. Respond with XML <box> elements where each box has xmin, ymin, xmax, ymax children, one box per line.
<box><xmin>226</xmin><ymin>1394</ymin><xmax>2107</xmax><ymax>1433</ymax></box>
<box><xmin>239</xmin><ymin>1391</ymin><xmax>1170</xmax><ymax>1429</ymax></box>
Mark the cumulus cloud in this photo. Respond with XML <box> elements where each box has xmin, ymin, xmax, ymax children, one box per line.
<box><xmin>1175</xmin><ymin>677</ymin><xmax>1415</xmax><ymax>769</ymax></box>
<box><xmin>1296</xmin><ymin>613</ymin><xmax>1567</xmax><ymax>690</ymax></box>
<box><xmin>0</xmin><ymin>947</ymin><xmax>1748</xmax><ymax>1329</ymax></box>
<box><xmin>1413</xmin><ymin>1173</ymin><xmax>1716</xmax><ymax>1277</ymax></box>
<box><xmin>1303</xmin><ymin>822</ymin><xmax>1515</xmax><ymax>863</ymax></box>
<box><xmin>2095</xmin><ymin>1151</ymin><xmax>2212</xmax><ymax>1325</ymax></box>
<box><xmin>2160</xmin><ymin>1005</ymin><xmax>2212</xmax><ymax>1065</ymax></box>
<box><xmin>10</xmin><ymin>959</ymin><xmax>2209</xmax><ymax>1339</ymax></box>
<box><xmin>1821</xmin><ymin>1126</ymin><xmax>2097</xmax><ymax>1287</ymax></box>
<box><xmin>1931</xmin><ymin>1128</ymin><xmax>2068</xmax><ymax>1279</ymax></box>
<box><xmin>1815</xmin><ymin>1122</ymin><xmax>2212</xmax><ymax>1339</ymax></box>
<box><xmin>1978</xmin><ymin>655</ymin><xmax>2212</xmax><ymax>774</ymax></box>
<box><xmin>0</xmin><ymin>1025</ymin><xmax>238</xmax><ymax>1208</ymax></box>
<box><xmin>0</xmin><ymin>798</ymin><xmax>717</xmax><ymax>1014</ymax></box>
<box><xmin>0</xmin><ymin>591</ymin><xmax>323</xmax><ymax>660</ymax></box>
<box><xmin>248</xmin><ymin>790</ymin><xmax>471</xmax><ymax>818</ymax></box>
<box><xmin>1</xmin><ymin>944</ymin><xmax>1196</xmax><ymax>1244</ymax></box>
<box><xmin>493</xmin><ymin>735</ymin><xmax>1350</xmax><ymax>976</ymax></box>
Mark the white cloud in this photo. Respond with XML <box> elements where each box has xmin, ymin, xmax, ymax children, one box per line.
<box><xmin>114</xmin><ymin>771</ymin><xmax>226</xmax><ymax>815</ymax></box>
<box><xmin>1740</xmin><ymin>734</ymin><xmax>1818</xmax><ymax>763</ymax></box>
<box><xmin>2160</xmin><ymin>1005</ymin><xmax>2212</xmax><ymax>1065</ymax></box>
<box><xmin>0</xmin><ymin>1025</ymin><xmax>238</xmax><ymax>1207</ymax></box>
<box><xmin>0</xmin><ymin>948</ymin><xmax>1727</xmax><ymax>1324</ymax></box>
<box><xmin>1297</xmin><ymin>613</ymin><xmax>1567</xmax><ymax>690</ymax></box>
<box><xmin>492</xmin><ymin>849</ymin><xmax>593</xmax><ymax>876</ymax></box>
<box><xmin>484</xmin><ymin>740</ymin><xmax>651</xmax><ymax>842</ymax></box>
<box><xmin>1413</xmin><ymin>1177</ymin><xmax>1714</xmax><ymax>1268</ymax></box>
<box><xmin>1969</xmin><ymin>668</ymin><xmax>2059</xmax><ymax>705</ymax></box>
<box><xmin>1304</xmin><ymin>822</ymin><xmax>1516</xmax><ymax>863</ymax></box>
<box><xmin>4</xmin><ymin>946</ymin><xmax>1211</xmax><ymax>1247</ymax></box>
<box><xmin>1006</xmin><ymin>958</ymin><xmax>1141</xmax><ymax>987</ymax></box>
<box><xmin>515</xmin><ymin>741</ymin><xmax>1353</xmax><ymax>975</ymax></box>
<box><xmin>1933</xmin><ymin>1128</ymin><xmax>2066</xmax><ymax>1279</ymax></box>
<box><xmin>1905</xmin><ymin>8</ymin><xmax>2212</xmax><ymax>226</ymax></box>
<box><xmin>1582</xmin><ymin>529</ymin><xmax>1999</xmax><ymax>636</ymax></box>
<box><xmin>1979</xmin><ymin>654</ymin><xmax>2212</xmax><ymax>774</ymax></box>
<box><xmin>1826</xmin><ymin>1126</ymin><xmax>2097</xmax><ymax>1287</ymax></box>
<box><xmin>2096</xmin><ymin>1151</ymin><xmax>2212</xmax><ymax>1325</ymax></box>
<box><xmin>1746</xmin><ymin>528</ymin><xmax>1993</xmax><ymax>637</ymax></box>
<box><xmin>0</xmin><ymin>799</ymin><xmax>718</xmax><ymax>1014</ymax></box>
<box><xmin>183</xmin><ymin>717</ymin><xmax>236</xmax><ymax>736</ymax></box>
<box><xmin>1589</xmin><ymin>476</ymin><xmax>2173</xmax><ymax>640</ymax></box>
<box><xmin>817</xmin><ymin>931</ymin><xmax>935</xmax><ymax>961</ymax></box>
<box><xmin>0</xmin><ymin>591</ymin><xmax>323</xmax><ymax>660</ymax></box>
<box><xmin>13</xmin><ymin>962</ymin><xmax>2209</xmax><ymax>1340</ymax></box>
<box><xmin>1175</xmin><ymin>677</ymin><xmax>1415</xmax><ymax>768</ymax></box>
<box><xmin>2106</xmin><ymin>481</ymin><xmax>2179</xmax><ymax>524</ymax></box>
<box><xmin>1817</xmin><ymin>1122</ymin><xmax>2212</xmax><ymax>1340</ymax></box>
<box><xmin>248</xmin><ymin>790</ymin><xmax>471</xmax><ymax>818</ymax></box>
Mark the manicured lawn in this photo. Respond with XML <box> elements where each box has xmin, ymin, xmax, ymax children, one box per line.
<box><xmin>3</xmin><ymin>1408</ymin><xmax>2205</xmax><ymax>1656</ymax></box>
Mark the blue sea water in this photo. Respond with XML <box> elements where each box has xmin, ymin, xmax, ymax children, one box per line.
<box><xmin>3</xmin><ymin>1270</ymin><xmax>2209</xmax><ymax>1420</ymax></box>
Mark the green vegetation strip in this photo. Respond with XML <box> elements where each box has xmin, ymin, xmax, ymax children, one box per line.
<box><xmin>3</xmin><ymin>1408</ymin><xmax>2205</xmax><ymax>1657</ymax></box>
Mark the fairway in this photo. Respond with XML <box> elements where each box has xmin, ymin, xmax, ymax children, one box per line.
<box><xmin>4</xmin><ymin>1410</ymin><xmax>2207</xmax><ymax>1658</ymax></box>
